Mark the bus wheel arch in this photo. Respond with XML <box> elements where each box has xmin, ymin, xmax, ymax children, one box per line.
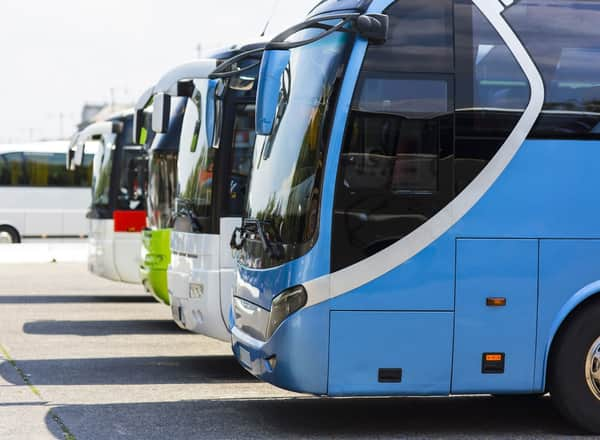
<box><xmin>0</xmin><ymin>225</ymin><xmax>21</xmax><ymax>244</ymax></box>
<box><xmin>546</xmin><ymin>288</ymin><xmax>600</xmax><ymax>433</ymax></box>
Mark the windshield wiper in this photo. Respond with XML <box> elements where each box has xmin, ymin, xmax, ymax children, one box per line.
<box><xmin>230</xmin><ymin>218</ymin><xmax>283</xmax><ymax>259</ymax></box>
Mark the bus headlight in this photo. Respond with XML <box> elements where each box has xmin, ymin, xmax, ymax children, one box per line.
<box><xmin>266</xmin><ymin>286</ymin><xmax>307</xmax><ymax>339</ymax></box>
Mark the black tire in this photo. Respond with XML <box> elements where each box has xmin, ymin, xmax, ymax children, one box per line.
<box><xmin>549</xmin><ymin>297</ymin><xmax>600</xmax><ymax>434</ymax></box>
<box><xmin>0</xmin><ymin>226</ymin><xmax>20</xmax><ymax>244</ymax></box>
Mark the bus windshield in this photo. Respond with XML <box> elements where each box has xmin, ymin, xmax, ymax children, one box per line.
<box><xmin>147</xmin><ymin>151</ymin><xmax>177</xmax><ymax>229</ymax></box>
<box><xmin>91</xmin><ymin>138</ymin><xmax>114</xmax><ymax>208</ymax></box>
<box><xmin>239</xmin><ymin>27</ymin><xmax>354</xmax><ymax>268</ymax></box>
<box><xmin>90</xmin><ymin>127</ymin><xmax>146</xmax><ymax>213</ymax></box>
<box><xmin>176</xmin><ymin>87</ymin><xmax>215</xmax><ymax>232</ymax></box>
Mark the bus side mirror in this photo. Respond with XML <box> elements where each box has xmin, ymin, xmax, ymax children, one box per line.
<box><xmin>152</xmin><ymin>93</ymin><xmax>171</xmax><ymax>134</ymax></box>
<box><xmin>133</xmin><ymin>109</ymin><xmax>148</xmax><ymax>145</ymax></box>
<box><xmin>206</xmin><ymin>79</ymin><xmax>226</xmax><ymax>148</ymax></box>
<box><xmin>255</xmin><ymin>49</ymin><xmax>290</xmax><ymax>136</ymax></box>
<box><xmin>205</xmin><ymin>79</ymin><xmax>217</xmax><ymax>148</ymax></box>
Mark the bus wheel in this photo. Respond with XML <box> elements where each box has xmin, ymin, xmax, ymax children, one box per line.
<box><xmin>549</xmin><ymin>298</ymin><xmax>600</xmax><ymax>434</ymax></box>
<box><xmin>0</xmin><ymin>226</ymin><xmax>20</xmax><ymax>244</ymax></box>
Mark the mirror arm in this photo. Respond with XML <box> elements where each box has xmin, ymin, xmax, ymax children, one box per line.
<box><xmin>209</xmin><ymin>48</ymin><xmax>265</xmax><ymax>79</ymax></box>
<box><xmin>209</xmin><ymin>61</ymin><xmax>262</xmax><ymax>79</ymax></box>
<box><xmin>269</xmin><ymin>13</ymin><xmax>359</xmax><ymax>44</ymax></box>
<box><xmin>266</xmin><ymin>16</ymin><xmax>354</xmax><ymax>51</ymax></box>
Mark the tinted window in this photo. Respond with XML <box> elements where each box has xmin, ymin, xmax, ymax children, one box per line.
<box><xmin>506</xmin><ymin>0</ymin><xmax>600</xmax><ymax>138</ymax></box>
<box><xmin>227</xmin><ymin>104</ymin><xmax>256</xmax><ymax>216</ymax></box>
<box><xmin>362</xmin><ymin>0</ymin><xmax>454</xmax><ymax>73</ymax></box>
<box><xmin>116</xmin><ymin>146</ymin><xmax>146</xmax><ymax>211</ymax></box>
<box><xmin>332</xmin><ymin>0</ymin><xmax>531</xmax><ymax>271</ymax></box>
<box><xmin>332</xmin><ymin>0</ymin><xmax>455</xmax><ymax>271</ymax></box>
<box><xmin>0</xmin><ymin>151</ymin><xmax>92</xmax><ymax>187</ymax></box>
<box><xmin>0</xmin><ymin>153</ymin><xmax>26</xmax><ymax>185</ymax></box>
<box><xmin>454</xmin><ymin>1</ymin><xmax>529</xmax><ymax>194</ymax></box>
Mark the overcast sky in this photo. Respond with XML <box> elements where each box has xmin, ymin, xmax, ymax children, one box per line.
<box><xmin>0</xmin><ymin>0</ymin><xmax>316</xmax><ymax>143</ymax></box>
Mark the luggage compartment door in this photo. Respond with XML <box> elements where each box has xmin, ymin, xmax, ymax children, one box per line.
<box><xmin>452</xmin><ymin>239</ymin><xmax>538</xmax><ymax>393</ymax></box>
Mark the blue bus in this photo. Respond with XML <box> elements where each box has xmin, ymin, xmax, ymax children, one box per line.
<box><xmin>230</xmin><ymin>0</ymin><xmax>600</xmax><ymax>433</ymax></box>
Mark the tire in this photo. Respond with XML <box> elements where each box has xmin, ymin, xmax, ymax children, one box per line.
<box><xmin>0</xmin><ymin>226</ymin><xmax>20</xmax><ymax>244</ymax></box>
<box><xmin>549</xmin><ymin>297</ymin><xmax>600</xmax><ymax>434</ymax></box>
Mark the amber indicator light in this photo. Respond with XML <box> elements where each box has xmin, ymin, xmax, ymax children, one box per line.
<box><xmin>485</xmin><ymin>354</ymin><xmax>503</xmax><ymax>362</ymax></box>
<box><xmin>482</xmin><ymin>353</ymin><xmax>505</xmax><ymax>374</ymax></box>
<box><xmin>486</xmin><ymin>297</ymin><xmax>507</xmax><ymax>307</ymax></box>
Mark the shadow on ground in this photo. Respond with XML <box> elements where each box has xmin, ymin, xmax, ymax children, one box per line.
<box><xmin>0</xmin><ymin>355</ymin><xmax>255</xmax><ymax>385</ymax></box>
<box><xmin>23</xmin><ymin>319</ymin><xmax>182</xmax><ymax>336</ymax></box>
<box><xmin>0</xmin><ymin>295</ymin><xmax>156</xmax><ymax>304</ymax></box>
<box><xmin>46</xmin><ymin>395</ymin><xmax>585</xmax><ymax>440</ymax></box>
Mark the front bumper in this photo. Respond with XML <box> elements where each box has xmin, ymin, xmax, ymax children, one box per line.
<box><xmin>230</xmin><ymin>302</ymin><xmax>330</xmax><ymax>395</ymax></box>
<box><xmin>168</xmin><ymin>263</ymin><xmax>230</xmax><ymax>342</ymax></box>
<box><xmin>140</xmin><ymin>229</ymin><xmax>171</xmax><ymax>304</ymax></box>
<box><xmin>140</xmin><ymin>266</ymin><xmax>169</xmax><ymax>305</ymax></box>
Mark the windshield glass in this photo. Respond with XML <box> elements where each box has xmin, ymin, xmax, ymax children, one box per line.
<box><xmin>116</xmin><ymin>146</ymin><xmax>146</xmax><ymax>211</ymax></box>
<box><xmin>175</xmin><ymin>84</ymin><xmax>215</xmax><ymax>232</ymax></box>
<box><xmin>147</xmin><ymin>151</ymin><xmax>177</xmax><ymax>229</ymax></box>
<box><xmin>240</xmin><ymin>26</ymin><xmax>354</xmax><ymax>268</ymax></box>
<box><xmin>90</xmin><ymin>119</ymin><xmax>146</xmax><ymax>214</ymax></box>
<box><xmin>91</xmin><ymin>137</ymin><xmax>115</xmax><ymax>207</ymax></box>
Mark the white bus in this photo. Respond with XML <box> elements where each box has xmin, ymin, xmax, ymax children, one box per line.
<box><xmin>0</xmin><ymin>141</ymin><xmax>94</xmax><ymax>244</ymax></box>
<box><xmin>69</xmin><ymin>113</ymin><xmax>147</xmax><ymax>284</ymax></box>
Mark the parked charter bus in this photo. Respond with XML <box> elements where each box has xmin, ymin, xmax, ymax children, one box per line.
<box><xmin>69</xmin><ymin>111</ymin><xmax>147</xmax><ymax>283</ymax></box>
<box><xmin>231</xmin><ymin>0</ymin><xmax>600</xmax><ymax>433</ymax></box>
<box><xmin>135</xmin><ymin>95</ymin><xmax>186</xmax><ymax>304</ymax></box>
<box><xmin>0</xmin><ymin>141</ymin><xmax>93</xmax><ymax>243</ymax></box>
<box><xmin>145</xmin><ymin>43</ymin><xmax>263</xmax><ymax>341</ymax></box>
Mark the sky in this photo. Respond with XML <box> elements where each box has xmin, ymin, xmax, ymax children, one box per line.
<box><xmin>0</xmin><ymin>0</ymin><xmax>316</xmax><ymax>144</ymax></box>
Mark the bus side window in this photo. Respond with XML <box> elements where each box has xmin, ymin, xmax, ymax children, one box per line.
<box><xmin>331</xmin><ymin>0</ymin><xmax>531</xmax><ymax>271</ymax></box>
<box><xmin>0</xmin><ymin>153</ymin><xmax>26</xmax><ymax>186</ymax></box>
<box><xmin>504</xmin><ymin>0</ymin><xmax>600</xmax><ymax>138</ymax></box>
<box><xmin>0</xmin><ymin>154</ymin><xmax>9</xmax><ymax>185</ymax></box>
<box><xmin>227</xmin><ymin>104</ymin><xmax>256</xmax><ymax>216</ymax></box>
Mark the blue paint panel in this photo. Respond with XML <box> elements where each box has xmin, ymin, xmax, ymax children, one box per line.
<box><xmin>453</xmin><ymin>239</ymin><xmax>538</xmax><ymax>393</ymax></box>
<box><xmin>329</xmin><ymin>311</ymin><xmax>453</xmax><ymax>396</ymax></box>
<box><xmin>331</xmin><ymin>235</ymin><xmax>455</xmax><ymax>311</ymax></box>
<box><xmin>232</xmin><ymin>301</ymin><xmax>330</xmax><ymax>395</ymax></box>
<box><xmin>454</xmin><ymin>140</ymin><xmax>600</xmax><ymax>239</ymax></box>
<box><xmin>535</xmin><ymin>240</ymin><xmax>600</xmax><ymax>390</ymax></box>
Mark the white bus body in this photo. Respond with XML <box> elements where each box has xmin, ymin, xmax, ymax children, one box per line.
<box><xmin>144</xmin><ymin>52</ymin><xmax>259</xmax><ymax>341</ymax></box>
<box><xmin>70</xmin><ymin>115</ymin><xmax>146</xmax><ymax>284</ymax></box>
<box><xmin>0</xmin><ymin>141</ymin><xmax>95</xmax><ymax>243</ymax></box>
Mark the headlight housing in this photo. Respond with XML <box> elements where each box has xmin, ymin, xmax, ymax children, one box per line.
<box><xmin>266</xmin><ymin>285</ymin><xmax>307</xmax><ymax>339</ymax></box>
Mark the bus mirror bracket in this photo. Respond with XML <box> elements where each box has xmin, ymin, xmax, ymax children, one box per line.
<box><xmin>255</xmin><ymin>49</ymin><xmax>290</xmax><ymax>136</ymax></box>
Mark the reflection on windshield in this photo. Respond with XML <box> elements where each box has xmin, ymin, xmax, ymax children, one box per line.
<box><xmin>147</xmin><ymin>152</ymin><xmax>177</xmax><ymax>229</ymax></box>
<box><xmin>176</xmin><ymin>86</ymin><xmax>215</xmax><ymax>227</ymax></box>
<box><xmin>90</xmin><ymin>134</ymin><xmax>146</xmax><ymax>212</ymax></box>
<box><xmin>91</xmin><ymin>137</ymin><xmax>115</xmax><ymax>207</ymax></box>
<box><xmin>241</xmin><ymin>27</ymin><xmax>354</xmax><ymax>268</ymax></box>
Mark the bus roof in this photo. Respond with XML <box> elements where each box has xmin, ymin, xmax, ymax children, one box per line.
<box><xmin>0</xmin><ymin>141</ymin><xmax>70</xmax><ymax>155</ymax></box>
<box><xmin>0</xmin><ymin>140</ymin><xmax>99</xmax><ymax>156</ymax></box>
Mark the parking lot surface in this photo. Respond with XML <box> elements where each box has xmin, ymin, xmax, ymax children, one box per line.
<box><xmin>0</xmin><ymin>263</ymin><xmax>593</xmax><ymax>439</ymax></box>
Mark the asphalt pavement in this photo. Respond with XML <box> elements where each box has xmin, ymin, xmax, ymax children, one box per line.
<box><xmin>0</xmin><ymin>263</ymin><xmax>595</xmax><ymax>439</ymax></box>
